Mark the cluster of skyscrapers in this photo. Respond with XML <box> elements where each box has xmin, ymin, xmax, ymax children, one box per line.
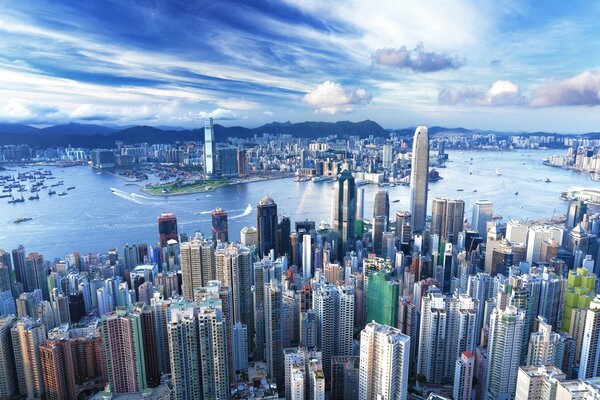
<box><xmin>2</xmin><ymin>126</ymin><xmax>600</xmax><ymax>399</ymax></box>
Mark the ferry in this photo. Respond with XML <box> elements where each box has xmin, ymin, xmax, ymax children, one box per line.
<box><xmin>67</xmin><ymin>186</ymin><xmax>76</xmax><ymax>190</ymax></box>
<box><xmin>28</xmin><ymin>193</ymin><xmax>39</xmax><ymax>200</ymax></box>
<box><xmin>14</xmin><ymin>217</ymin><xmax>32</xmax><ymax>223</ymax></box>
<box><xmin>8</xmin><ymin>195</ymin><xmax>25</xmax><ymax>204</ymax></box>
<box><xmin>496</xmin><ymin>168</ymin><xmax>502</xmax><ymax>176</ymax></box>
<box><xmin>545</xmin><ymin>178</ymin><xmax>551</xmax><ymax>183</ymax></box>
<box><xmin>48</xmin><ymin>190</ymin><xmax>56</xmax><ymax>195</ymax></box>
<box><xmin>58</xmin><ymin>192</ymin><xmax>68</xmax><ymax>196</ymax></box>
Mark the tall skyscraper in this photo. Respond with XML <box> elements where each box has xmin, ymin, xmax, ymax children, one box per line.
<box><xmin>237</xmin><ymin>149</ymin><xmax>247</xmax><ymax>176</ymax></box>
<box><xmin>180</xmin><ymin>237</ymin><xmax>215</xmax><ymax>300</ymax></box>
<box><xmin>257</xmin><ymin>196</ymin><xmax>278</xmax><ymax>257</ymax></box>
<box><xmin>278</xmin><ymin>215</ymin><xmax>291</xmax><ymax>257</ymax></box>
<box><xmin>566</xmin><ymin>200</ymin><xmax>588</xmax><ymax>230</ymax></box>
<box><xmin>101</xmin><ymin>310</ymin><xmax>147</xmax><ymax>394</ymax></box>
<box><xmin>357</xmin><ymin>187</ymin><xmax>365</xmax><ymax>221</ymax></box>
<box><xmin>578</xmin><ymin>295</ymin><xmax>600</xmax><ymax>379</ymax></box>
<box><xmin>332</xmin><ymin>169</ymin><xmax>357</xmax><ymax>260</ymax></box>
<box><xmin>382</xmin><ymin>143</ymin><xmax>393</xmax><ymax>170</ymax></box>
<box><xmin>302</xmin><ymin>234</ymin><xmax>312</xmax><ymax>279</ymax></box>
<box><xmin>358</xmin><ymin>322</ymin><xmax>410</xmax><ymax>400</ymax></box>
<box><xmin>240</xmin><ymin>226</ymin><xmax>258</xmax><ymax>246</ymax></box>
<box><xmin>0</xmin><ymin>315</ymin><xmax>17</xmax><ymax>398</ymax></box>
<box><xmin>167</xmin><ymin>301</ymin><xmax>202</xmax><ymax>399</ymax></box>
<box><xmin>366</xmin><ymin>270</ymin><xmax>399</xmax><ymax>327</ymax></box>
<box><xmin>11</xmin><ymin>318</ymin><xmax>46</xmax><ymax>399</ymax></box>
<box><xmin>25</xmin><ymin>252</ymin><xmax>48</xmax><ymax>300</ymax></box>
<box><xmin>158</xmin><ymin>212</ymin><xmax>178</xmax><ymax>248</ymax></box>
<box><xmin>527</xmin><ymin>317</ymin><xmax>560</xmax><ymax>367</ymax></box>
<box><xmin>204</xmin><ymin>117</ymin><xmax>216</xmax><ymax>176</ymax></box>
<box><xmin>198</xmin><ymin>297</ymin><xmax>229</xmax><ymax>400</ymax></box>
<box><xmin>264</xmin><ymin>281</ymin><xmax>283</xmax><ymax>389</ymax></box>
<box><xmin>12</xmin><ymin>245</ymin><xmax>26</xmax><ymax>289</ymax></box>
<box><xmin>217</xmin><ymin>146</ymin><xmax>238</xmax><ymax>177</ymax></box>
<box><xmin>39</xmin><ymin>339</ymin><xmax>77</xmax><ymax>400</ymax></box>
<box><xmin>431</xmin><ymin>198</ymin><xmax>465</xmax><ymax>244</ymax></box>
<box><xmin>372</xmin><ymin>190</ymin><xmax>390</xmax><ymax>255</ymax></box>
<box><xmin>211</xmin><ymin>207</ymin><xmax>229</xmax><ymax>243</ymax></box>
<box><xmin>454</xmin><ymin>350</ymin><xmax>475</xmax><ymax>400</ymax></box>
<box><xmin>472</xmin><ymin>200</ymin><xmax>494</xmax><ymax>237</ymax></box>
<box><xmin>410</xmin><ymin>126</ymin><xmax>429</xmax><ymax>233</ymax></box>
<box><xmin>485</xmin><ymin>305</ymin><xmax>525</xmax><ymax>400</ymax></box>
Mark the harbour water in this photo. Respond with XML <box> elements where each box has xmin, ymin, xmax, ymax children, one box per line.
<box><xmin>0</xmin><ymin>149</ymin><xmax>597</xmax><ymax>258</ymax></box>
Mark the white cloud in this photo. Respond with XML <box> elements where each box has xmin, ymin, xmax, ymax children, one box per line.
<box><xmin>199</xmin><ymin>108</ymin><xmax>238</xmax><ymax>120</ymax></box>
<box><xmin>374</xmin><ymin>43</ymin><xmax>465</xmax><ymax>72</ymax></box>
<box><xmin>438</xmin><ymin>80</ymin><xmax>525</xmax><ymax>106</ymax></box>
<box><xmin>263</xmin><ymin>111</ymin><xmax>274</xmax><ymax>116</ymax></box>
<box><xmin>303</xmin><ymin>81</ymin><xmax>371</xmax><ymax>114</ymax></box>
<box><xmin>530</xmin><ymin>69</ymin><xmax>600</xmax><ymax>107</ymax></box>
<box><xmin>69</xmin><ymin>104</ymin><xmax>113</xmax><ymax>121</ymax></box>
<box><xmin>0</xmin><ymin>98</ymin><xmax>64</xmax><ymax>123</ymax></box>
<box><xmin>216</xmin><ymin>99</ymin><xmax>260</xmax><ymax>110</ymax></box>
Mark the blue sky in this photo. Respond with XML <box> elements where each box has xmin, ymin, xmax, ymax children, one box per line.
<box><xmin>1</xmin><ymin>1</ymin><xmax>600</xmax><ymax>132</ymax></box>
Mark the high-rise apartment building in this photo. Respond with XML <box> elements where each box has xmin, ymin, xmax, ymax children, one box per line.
<box><xmin>358</xmin><ymin>322</ymin><xmax>410</xmax><ymax>400</ymax></box>
<box><xmin>0</xmin><ymin>315</ymin><xmax>17</xmax><ymax>398</ymax></box>
<box><xmin>431</xmin><ymin>198</ymin><xmax>465</xmax><ymax>245</ymax></box>
<box><xmin>11</xmin><ymin>318</ymin><xmax>46</xmax><ymax>399</ymax></box>
<box><xmin>180</xmin><ymin>237</ymin><xmax>215</xmax><ymax>300</ymax></box>
<box><xmin>410</xmin><ymin>126</ymin><xmax>429</xmax><ymax>233</ymax></box>
<box><xmin>454</xmin><ymin>350</ymin><xmax>475</xmax><ymax>400</ymax></box>
<box><xmin>168</xmin><ymin>301</ymin><xmax>201</xmax><ymax>400</ymax></box>
<box><xmin>39</xmin><ymin>339</ymin><xmax>77</xmax><ymax>400</ymax></box>
<box><xmin>527</xmin><ymin>317</ymin><xmax>560</xmax><ymax>367</ymax></box>
<box><xmin>198</xmin><ymin>297</ymin><xmax>229</xmax><ymax>399</ymax></box>
<box><xmin>372</xmin><ymin>190</ymin><xmax>390</xmax><ymax>255</ymax></box>
<box><xmin>578</xmin><ymin>295</ymin><xmax>600</xmax><ymax>379</ymax></box>
<box><xmin>257</xmin><ymin>196</ymin><xmax>278</xmax><ymax>257</ymax></box>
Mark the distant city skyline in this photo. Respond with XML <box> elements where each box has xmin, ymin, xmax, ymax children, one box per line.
<box><xmin>1</xmin><ymin>2</ymin><xmax>600</xmax><ymax>132</ymax></box>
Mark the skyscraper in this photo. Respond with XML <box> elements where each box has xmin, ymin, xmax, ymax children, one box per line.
<box><xmin>211</xmin><ymin>207</ymin><xmax>229</xmax><ymax>243</ymax></box>
<box><xmin>372</xmin><ymin>190</ymin><xmax>390</xmax><ymax>255</ymax></box>
<box><xmin>302</xmin><ymin>234</ymin><xmax>312</xmax><ymax>279</ymax></box>
<box><xmin>358</xmin><ymin>322</ymin><xmax>410</xmax><ymax>400</ymax></box>
<box><xmin>158</xmin><ymin>212</ymin><xmax>178</xmax><ymax>248</ymax></box>
<box><xmin>264</xmin><ymin>281</ymin><xmax>283</xmax><ymax>389</ymax></box>
<box><xmin>431</xmin><ymin>197</ymin><xmax>465</xmax><ymax>244</ymax></box>
<box><xmin>578</xmin><ymin>295</ymin><xmax>600</xmax><ymax>379</ymax></box>
<box><xmin>527</xmin><ymin>317</ymin><xmax>560</xmax><ymax>367</ymax></box>
<box><xmin>472</xmin><ymin>200</ymin><xmax>494</xmax><ymax>238</ymax></box>
<box><xmin>485</xmin><ymin>305</ymin><xmax>525</xmax><ymax>400</ymax></box>
<box><xmin>382</xmin><ymin>143</ymin><xmax>393</xmax><ymax>170</ymax></box>
<box><xmin>101</xmin><ymin>310</ymin><xmax>147</xmax><ymax>394</ymax></box>
<box><xmin>11</xmin><ymin>318</ymin><xmax>46</xmax><ymax>399</ymax></box>
<box><xmin>257</xmin><ymin>196</ymin><xmax>278</xmax><ymax>257</ymax></box>
<box><xmin>332</xmin><ymin>169</ymin><xmax>357</xmax><ymax>260</ymax></box>
<box><xmin>217</xmin><ymin>146</ymin><xmax>238</xmax><ymax>177</ymax></box>
<box><xmin>180</xmin><ymin>236</ymin><xmax>215</xmax><ymax>300</ymax></box>
<box><xmin>0</xmin><ymin>315</ymin><xmax>17</xmax><ymax>398</ymax></box>
<box><xmin>39</xmin><ymin>339</ymin><xmax>77</xmax><ymax>400</ymax></box>
<box><xmin>454</xmin><ymin>350</ymin><xmax>475</xmax><ymax>400</ymax></box>
<box><xmin>198</xmin><ymin>297</ymin><xmax>229</xmax><ymax>399</ymax></box>
<box><xmin>410</xmin><ymin>126</ymin><xmax>429</xmax><ymax>233</ymax></box>
<box><xmin>204</xmin><ymin>117</ymin><xmax>216</xmax><ymax>176</ymax></box>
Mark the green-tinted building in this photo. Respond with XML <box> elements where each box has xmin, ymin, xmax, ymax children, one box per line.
<box><xmin>561</xmin><ymin>268</ymin><xmax>596</xmax><ymax>332</ymax></box>
<box><xmin>366</xmin><ymin>271</ymin><xmax>400</xmax><ymax>327</ymax></box>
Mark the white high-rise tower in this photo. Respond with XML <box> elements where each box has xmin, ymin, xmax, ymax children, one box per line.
<box><xmin>410</xmin><ymin>126</ymin><xmax>429</xmax><ymax>233</ymax></box>
<box><xmin>204</xmin><ymin>118</ymin><xmax>216</xmax><ymax>176</ymax></box>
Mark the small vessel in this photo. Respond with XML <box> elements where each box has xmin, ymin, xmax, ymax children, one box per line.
<box><xmin>14</xmin><ymin>217</ymin><xmax>32</xmax><ymax>223</ymax></box>
<box><xmin>515</xmin><ymin>191</ymin><xmax>519</xmax><ymax>195</ymax></box>
<box><xmin>0</xmin><ymin>194</ymin><xmax>11</xmax><ymax>199</ymax></box>
<box><xmin>545</xmin><ymin>178</ymin><xmax>551</xmax><ymax>183</ymax></box>
<box><xmin>495</xmin><ymin>168</ymin><xmax>502</xmax><ymax>176</ymax></box>
<box><xmin>392</xmin><ymin>199</ymin><xmax>400</xmax><ymax>203</ymax></box>
<box><xmin>473</xmin><ymin>189</ymin><xmax>478</xmax><ymax>193</ymax></box>
<box><xmin>48</xmin><ymin>190</ymin><xmax>56</xmax><ymax>195</ymax></box>
<box><xmin>58</xmin><ymin>192</ymin><xmax>68</xmax><ymax>196</ymax></box>
<box><xmin>67</xmin><ymin>186</ymin><xmax>76</xmax><ymax>190</ymax></box>
<box><xmin>457</xmin><ymin>189</ymin><xmax>464</xmax><ymax>192</ymax></box>
<box><xmin>28</xmin><ymin>193</ymin><xmax>39</xmax><ymax>200</ymax></box>
<box><xmin>162</xmin><ymin>189</ymin><xmax>169</xmax><ymax>194</ymax></box>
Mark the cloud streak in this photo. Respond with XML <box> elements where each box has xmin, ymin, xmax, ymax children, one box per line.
<box><xmin>439</xmin><ymin>80</ymin><xmax>525</xmax><ymax>106</ymax></box>
<box><xmin>530</xmin><ymin>69</ymin><xmax>600</xmax><ymax>107</ymax></box>
<box><xmin>374</xmin><ymin>43</ymin><xmax>465</xmax><ymax>72</ymax></box>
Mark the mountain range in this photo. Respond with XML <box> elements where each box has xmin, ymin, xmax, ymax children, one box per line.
<box><xmin>0</xmin><ymin>120</ymin><xmax>598</xmax><ymax>148</ymax></box>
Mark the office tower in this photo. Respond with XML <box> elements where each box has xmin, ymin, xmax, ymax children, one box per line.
<box><xmin>366</xmin><ymin>270</ymin><xmax>399</xmax><ymax>327</ymax></box>
<box><xmin>566</xmin><ymin>200</ymin><xmax>588</xmax><ymax>230</ymax></box>
<box><xmin>101</xmin><ymin>310</ymin><xmax>147</xmax><ymax>393</ymax></box>
<box><xmin>359</xmin><ymin>322</ymin><xmax>410</xmax><ymax>400</ymax></box>
<box><xmin>331</xmin><ymin>356</ymin><xmax>360</xmax><ymax>400</ymax></box>
<box><xmin>515</xmin><ymin>365</ymin><xmax>566</xmax><ymax>400</ymax></box>
<box><xmin>526</xmin><ymin>225</ymin><xmax>564</xmax><ymax>264</ymax></box>
<box><xmin>25</xmin><ymin>252</ymin><xmax>48</xmax><ymax>301</ymax></box>
<box><xmin>215</xmin><ymin>243</ymin><xmax>253</xmax><ymax>345</ymax></box>
<box><xmin>357</xmin><ymin>187</ymin><xmax>365</xmax><ymax>221</ymax></box>
<box><xmin>538</xmin><ymin>269</ymin><xmax>565</xmax><ymax>330</ymax></box>
<box><xmin>410</xmin><ymin>126</ymin><xmax>429</xmax><ymax>233</ymax></box>
<box><xmin>332</xmin><ymin>169</ymin><xmax>357</xmax><ymax>260</ymax></box>
<box><xmin>417</xmin><ymin>293</ymin><xmax>478</xmax><ymax>384</ymax></box>
<box><xmin>16</xmin><ymin>292</ymin><xmax>38</xmax><ymax>318</ymax></box>
<box><xmin>372</xmin><ymin>190</ymin><xmax>390</xmax><ymax>255</ymax></box>
<box><xmin>0</xmin><ymin>315</ymin><xmax>17</xmax><ymax>398</ymax></box>
<box><xmin>303</xmin><ymin>234</ymin><xmax>312</xmax><ymax>279</ymax></box>
<box><xmin>11</xmin><ymin>318</ymin><xmax>46</xmax><ymax>399</ymax></box>
<box><xmin>454</xmin><ymin>350</ymin><xmax>475</xmax><ymax>400</ymax></box>
<box><xmin>505</xmin><ymin>220</ymin><xmax>529</xmax><ymax>244</ymax></box>
<box><xmin>485</xmin><ymin>305</ymin><xmax>525</xmax><ymax>400</ymax></box>
<box><xmin>467</xmin><ymin>272</ymin><xmax>495</xmax><ymax>343</ymax></box>
<box><xmin>555</xmin><ymin>332</ymin><xmax>576</xmax><ymax>379</ymax></box>
<box><xmin>12</xmin><ymin>245</ymin><xmax>26</xmax><ymax>289</ymax></box>
<box><xmin>485</xmin><ymin>239</ymin><xmax>526</xmax><ymax>276</ymax></box>
<box><xmin>257</xmin><ymin>196</ymin><xmax>278</xmax><ymax>257</ymax></box>
<box><xmin>264</xmin><ymin>281</ymin><xmax>283</xmax><ymax>389</ymax></box>
<box><xmin>313</xmin><ymin>283</ymin><xmax>354</xmax><ymax>380</ymax></box>
<box><xmin>232</xmin><ymin>322</ymin><xmax>248</xmax><ymax>374</ymax></box>
<box><xmin>290</xmin><ymin>232</ymin><xmax>300</xmax><ymax>267</ymax></box>
<box><xmin>578</xmin><ymin>295</ymin><xmax>600</xmax><ymax>379</ymax></box>
<box><xmin>395</xmin><ymin>210</ymin><xmax>412</xmax><ymax>244</ymax></box>
<box><xmin>240</xmin><ymin>226</ymin><xmax>258</xmax><ymax>246</ymax></box>
<box><xmin>431</xmin><ymin>198</ymin><xmax>465</xmax><ymax>244</ymax></box>
<box><xmin>282</xmin><ymin>287</ymin><xmax>300</xmax><ymax>346</ymax></box>
<box><xmin>278</xmin><ymin>215</ymin><xmax>291</xmax><ymax>257</ymax></box>
<box><xmin>211</xmin><ymin>207</ymin><xmax>229</xmax><ymax>243</ymax></box>
<box><xmin>382</xmin><ymin>143</ymin><xmax>393</xmax><ymax>169</ymax></box>
<box><xmin>168</xmin><ymin>301</ymin><xmax>202</xmax><ymax>399</ymax></box>
<box><xmin>39</xmin><ymin>339</ymin><xmax>77</xmax><ymax>400</ymax></box>
<box><xmin>158</xmin><ymin>212</ymin><xmax>178</xmax><ymax>248</ymax></box>
<box><xmin>197</xmin><ymin>297</ymin><xmax>229</xmax><ymax>399</ymax></box>
<box><xmin>217</xmin><ymin>146</ymin><xmax>238</xmax><ymax>176</ymax></box>
<box><xmin>253</xmin><ymin>259</ymin><xmax>283</xmax><ymax>361</ymax></box>
<box><xmin>123</xmin><ymin>243</ymin><xmax>139</xmax><ymax>270</ymax></box>
<box><xmin>562</xmin><ymin>268</ymin><xmax>596</xmax><ymax>333</ymax></box>
<box><xmin>527</xmin><ymin>317</ymin><xmax>560</xmax><ymax>366</ymax></box>
<box><xmin>237</xmin><ymin>149</ymin><xmax>247</xmax><ymax>176</ymax></box>
<box><xmin>180</xmin><ymin>237</ymin><xmax>215</xmax><ymax>300</ymax></box>
<box><xmin>204</xmin><ymin>117</ymin><xmax>216</xmax><ymax>176</ymax></box>
<box><xmin>472</xmin><ymin>200</ymin><xmax>494</xmax><ymax>238</ymax></box>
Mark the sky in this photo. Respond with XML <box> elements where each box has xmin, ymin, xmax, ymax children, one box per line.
<box><xmin>1</xmin><ymin>1</ymin><xmax>600</xmax><ymax>132</ymax></box>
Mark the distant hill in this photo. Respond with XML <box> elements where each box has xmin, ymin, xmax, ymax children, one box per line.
<box><xmin>0</xmin><ymin>120</ymin><xmax>597</xmax><ymax>148</ymax></box>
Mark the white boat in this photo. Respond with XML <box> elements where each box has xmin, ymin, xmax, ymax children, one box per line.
<box><xmin>495</xmin><ymin>168</ymin><xmax>502</xmax><ymax>176</ymax></box>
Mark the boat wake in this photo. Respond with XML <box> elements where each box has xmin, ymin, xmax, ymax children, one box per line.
<box><xmin>231</xmin><ymin>204</ymin><xmax>252</xmax><ymax>219</ymax></box>
<box><xmin>110</xmin><ymin>188</ymin><xmax>144</xmax><ymax>205</ymax></box>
